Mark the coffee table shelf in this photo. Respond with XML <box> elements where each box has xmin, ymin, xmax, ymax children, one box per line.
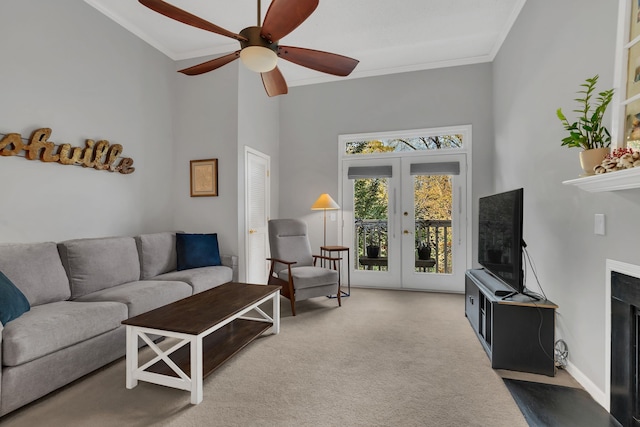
<box><xmin>147</xmin><ymin>319</ymin><xmax>271</xmax><ymax>378</ymax></box>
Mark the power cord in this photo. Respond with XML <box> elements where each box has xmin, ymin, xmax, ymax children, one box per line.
<box><xmin>522</xmin><ymin>246</ymin><xmax>558</xmax><ymax>365</ymax></box>
<box><xmin>522</xmin><ymin>246</ymin><xmax>547</xmax><ymax>300</ymax></box>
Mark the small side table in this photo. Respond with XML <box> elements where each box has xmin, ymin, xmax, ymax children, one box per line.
<box><xmin>321</xmin><ymin>245</ymin><xmax>350</xmax><ymax>297</ymax></box>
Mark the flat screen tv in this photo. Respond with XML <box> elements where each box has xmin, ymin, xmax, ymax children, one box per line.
<box><xmin>478</xmin><ymin>188</ymin><xmax>525</xmax><ymax>294</ymax></box>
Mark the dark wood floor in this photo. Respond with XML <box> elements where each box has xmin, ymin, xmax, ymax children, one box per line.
<box><xmin>504</xmin><ymin>379</ymin><xmax>622</xmax><ymax>427</ymax></box>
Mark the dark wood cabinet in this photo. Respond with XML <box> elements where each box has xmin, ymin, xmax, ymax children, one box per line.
<box><xmin>465</xmin><ymin>269</ymin><xmax>557</xmax><ymax>376</ymax></box>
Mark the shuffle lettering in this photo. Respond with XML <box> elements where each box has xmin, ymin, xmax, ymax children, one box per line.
<box><xmin>0</xmin><ymin>128</ymin><xmax>135</xmax><ymax>174</ymax></box>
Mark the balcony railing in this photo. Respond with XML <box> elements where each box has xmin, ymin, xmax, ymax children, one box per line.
<box><xmin>354</xmin><ymin>219</ymin><xmax>452</xmax><ymax>273</ymax></box>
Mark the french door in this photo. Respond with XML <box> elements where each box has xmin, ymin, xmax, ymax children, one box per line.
<box><xmin>341</xmin><ymin>153</ymin><xmax>467</xmax><ymax>292</ymax></box>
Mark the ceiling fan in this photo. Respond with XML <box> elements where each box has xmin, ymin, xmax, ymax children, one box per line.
<box><xmin>139</xmin><ymin>0</ymin><xmax>360</xmax><ymax>97</ymax></box>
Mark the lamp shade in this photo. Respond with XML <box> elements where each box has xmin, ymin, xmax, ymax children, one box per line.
<box><xmin>311</xmin><ymin>193</ymin><xmax>340</xmax><ymax>210</ymax></box>
<box><xmin>240</xmin><ymin>46</ymin><xmax>278</xmax><ymax>73</ymax></box>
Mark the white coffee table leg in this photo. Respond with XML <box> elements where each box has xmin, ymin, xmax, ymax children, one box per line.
<box><xmin>272</xmin><ymin>290</ymin><xmax>280</xmax><ymax>335</ymax></box>
<box><xmin>190</xmin><ymin>336</ymin><xmax>203</xmax><ymax>404</ymax></box>
<box><xmin>125</xmin><ymin>326</ymin><xmax>138</xmax><ymax>389</ymax></box>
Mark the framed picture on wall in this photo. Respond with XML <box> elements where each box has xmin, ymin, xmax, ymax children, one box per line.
<box><xmin>190</xmin><ymin>158</ymin><xmax>218</xmax><ymax>197</ymax></box>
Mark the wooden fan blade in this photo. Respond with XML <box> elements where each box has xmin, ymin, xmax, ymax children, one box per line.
<box><xmin>261</xmin><ymin>67</ymin><xmax>288</xmax><ymax>97</ymax></box>
<box><xmin>179</xmin><ymin>51</ymin><xmax>240</xmax><ymax>76</ymax></box>
<box><xmin>260</xmin><ymin>0</ymin><xmax>319</xmax><ymax>42</ymax></box>
<box><xmin>139</xmin><ymin>0</ymin><xmax>247</xmax><ymax>41</ymax></box>
<box><xmin>278</xmin><ymin>46</ymin><xmax>359</xmax><ymax>76</ymax></box>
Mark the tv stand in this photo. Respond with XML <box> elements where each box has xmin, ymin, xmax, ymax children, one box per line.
<box><xmin>465</xmin><ymin>269</ymin><xmax>557</xmax><ymax>376</ymax></box>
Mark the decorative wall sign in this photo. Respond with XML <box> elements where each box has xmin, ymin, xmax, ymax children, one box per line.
<box><xmin>0</xmin><ymin>128</ymin><xmax>135</xmax><ymax>174</ymax></box>
<box><xmin>190</xmin><ymin>158</ymin><xmax>218</xmax><ymax>197</ymax></box>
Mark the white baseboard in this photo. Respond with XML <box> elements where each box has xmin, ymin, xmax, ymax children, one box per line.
<box><xmin>565</xmin><ymin>361</ymin><xmax>609</xmax><ymax>411</ymax></box>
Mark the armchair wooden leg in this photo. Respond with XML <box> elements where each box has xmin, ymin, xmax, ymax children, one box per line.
<box><xmin>290</xmin><ymin>297</ymin><xmax>296</xmax><ymax>316</ymax></box>
<box><xmin>337</xmin><ymin>286</ymin><xmax>341</xmax><ymax>307</ymax></box>
<box><xmin>287</xmin><ymin>276</ymin><xmax>297</xmax><ymax>316</ymax></box>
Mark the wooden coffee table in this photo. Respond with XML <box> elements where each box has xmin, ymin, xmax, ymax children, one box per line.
<box><xmin>122</xmin><ymin>282</ymin><xmax>281</xmax><ymax>404</ymax></box>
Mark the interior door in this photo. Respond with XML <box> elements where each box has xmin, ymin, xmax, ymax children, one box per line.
<box><xmin>245</xmin><ymin>147</ymin><xmax>270</xmax><ymax>284</ymax></box>
<box><xmin>400</xmin><ymin>154</ymin><xmax>467</xmax><ymax>291</ymax></box>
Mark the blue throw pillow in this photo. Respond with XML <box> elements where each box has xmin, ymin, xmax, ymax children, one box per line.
<box><xmin>176</xmin><ymin>233</ymin><xmax>222</xmax><ymax>271</ymax></box>
<box><xmin>0</xmin><ymin>271</ymin><xmax>30</xmax><ymax>326</ymax></box>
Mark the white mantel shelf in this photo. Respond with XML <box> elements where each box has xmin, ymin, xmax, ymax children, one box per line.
<box><xmin>563</xmin><ymin>167</ymin><xmax>640</xmax><ymax>192</ymax></box>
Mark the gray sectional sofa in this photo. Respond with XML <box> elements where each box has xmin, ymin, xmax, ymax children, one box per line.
<box><xmin>0</xmin><ymin>231</ymin><xmax>237</xmax><ymax>416</ymax></box>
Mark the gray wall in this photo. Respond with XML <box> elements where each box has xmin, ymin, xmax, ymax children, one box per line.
<box><xmin>279</xmin><ymin>63</ymin><xmax>495</xmax><ymax>252</ymax></box>
<box><xmin>0</xmin><ymin>0</ymin><xmax>176</xmax><ymax>242</ymax></box>
<box><xmin>236</xmin><ymin>64</ymin><xmax>281</xmax><ymax>279</ymax></box>
<box><xmin>493</xmin><ymin>0</ymin><xmax>639</xmax><ymax>400</ymax></box>
<box><xmin>171</xmin><ymin>57</ymin><xmax>240</xmax><ymax>255</ymax></box>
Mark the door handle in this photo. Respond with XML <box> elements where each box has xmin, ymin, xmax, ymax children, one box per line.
<box><xmin>403</xmin><ymin>230</ymin><xmax>412</xmax><ymax>234</ymax></box>
<box><xmin>249</xmin><ymin>229</ymin><xmax>257</xmax><ymax>234</ymax></box>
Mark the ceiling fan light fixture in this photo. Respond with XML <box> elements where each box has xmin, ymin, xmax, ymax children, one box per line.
<box><xmin>240</xmin><ymin>46</ymin><xmax>278</xmax><ymax>73</ymax></box>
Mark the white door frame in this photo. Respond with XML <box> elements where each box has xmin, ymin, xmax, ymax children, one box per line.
<box><xmin>337</xmin><ymin>125</ymin><xmax>473</xmax><ymax>292</ymax></box>
<box><xmin>244</xmin><ymin>146</ymin><xmax>270</xmax><ymax>284</ymax></box>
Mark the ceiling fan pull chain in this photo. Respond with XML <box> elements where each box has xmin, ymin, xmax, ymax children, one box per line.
<box><xmin>257</xmin><ymin>0</ymin><xmax>261</xmax><ymax>27</ymax></box>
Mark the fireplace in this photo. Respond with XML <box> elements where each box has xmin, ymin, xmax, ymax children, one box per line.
<box><xmin>610</xmin><ymin>270</ymin><xmax>640</xmax><ymax>426</ymax></box>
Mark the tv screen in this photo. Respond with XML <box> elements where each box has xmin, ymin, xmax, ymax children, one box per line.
<box><xmin>477</xmin><ymin>188</ymin><xmax>524</xmax><ymax>293</ymax></box>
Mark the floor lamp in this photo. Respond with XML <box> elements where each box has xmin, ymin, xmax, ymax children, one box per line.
<box><xmin>311</xmin><ymin>193</ymin><xmax>340</xmax><ymax>247</ymax></box>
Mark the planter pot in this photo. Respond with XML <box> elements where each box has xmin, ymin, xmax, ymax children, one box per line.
<box><xmin>579</xmin><ymin>147</ymin><xmax>609</xmax><ymax>176</ymax></box>
<box><xmin>417</xmin><ymin>247</ymin><xmax>432</xmax><ymax>260</ymax></box>
<box><xmin>366</xmin><ymin>245</ymin><xmax>380</xmax><ymax>258</ymax></box>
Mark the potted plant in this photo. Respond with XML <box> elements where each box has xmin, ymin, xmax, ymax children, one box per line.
<box><xmin>416</xmin><ymin>239</ymin><xmax>433</xmax><ymax>260</ymax></box>
<box><xmin>556</xmin><ymin>74</ymin><xmax>614</xmax><ymax>176</ymax></box>
<box><xmin>366</xmin><ymin>233</ymin><xmax>380</xmax><ymax>258</ymax></box>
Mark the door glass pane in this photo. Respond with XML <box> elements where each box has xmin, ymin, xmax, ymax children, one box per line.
<box><xmin>414</xmin><ymin>174</ymin><xmax>452</xmax><ymax>274</ymax></box>
<box><xmin>353</xmin><ymin>177</ymin><xmax>389</xmax><ymax>271</ymax></box>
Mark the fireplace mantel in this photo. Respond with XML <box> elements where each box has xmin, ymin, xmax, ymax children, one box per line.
<box><xmin>563</xmin><ymin>167</ymin><xmax>640</xmax><ymax>192</ymax></box>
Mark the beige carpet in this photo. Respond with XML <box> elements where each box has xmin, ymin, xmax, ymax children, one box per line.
<box><xmin>1</xmin><ymin>288</ymin><xmax>528</xmax><ymax>427</ymax></box>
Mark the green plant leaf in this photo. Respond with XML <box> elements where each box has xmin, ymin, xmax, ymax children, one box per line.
<box><xmin>557</xmin><ymin>75</ymin><xmax>613</xmax><ymax>150</ymax></box>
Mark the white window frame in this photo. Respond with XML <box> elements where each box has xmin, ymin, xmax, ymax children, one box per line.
<box><xmin>338</xmin><ymin>125</ymin><xmax>473</xmax><ymax>273</ymax></box>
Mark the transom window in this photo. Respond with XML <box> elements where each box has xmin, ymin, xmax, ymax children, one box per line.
<box><xmin>345</xmin><ymin>133</ymin><xmax>463</xmax><ymax>155</ymax></box>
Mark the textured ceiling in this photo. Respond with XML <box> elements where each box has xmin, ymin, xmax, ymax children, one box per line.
<box><xmin>85</xmin><ymin>0</ymin><xmax>526</xmax><ymax>87</ymax></box>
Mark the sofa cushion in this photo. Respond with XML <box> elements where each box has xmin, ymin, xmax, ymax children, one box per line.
<box><xmin>135</xmin><ymin>232</ymin><xmax>179</xmax><ymax>280</ymax></box>
<box><xmin>176</xmin><ymin>233</ymin><xmax>221</xmax><ymax>271</ymax></box>
<box><xmin>58</xmin><ymin>236</ymin><xmax>141</xmax><ymax>300</ymax></box>
<box><xmin>2</xmin><ymin>300</ymin><xmax>127</xmax><ymax>366</ymax></box>
<box><xmin>152</xmin><ymin>266</ymin><xmax>233</xmax><ymax>294</ymax></box>
<box><xmin>0</xmin><ymin>271</ymin><xmax>30</xmax><ymax>325</ymax></box>
<box><xmin>74</xmin><ymin>280</ymin><xmax>192</xmax><ymax>317</ymax></box>
<box><xmin>278</xmin><ymin>266</ymin><xmax>339</xmax><ymax>289</ymax></box>
<box><xmin>0</xmin><ymin>242</ymin><xmax>71</xmax><ymax>306</ymax></box>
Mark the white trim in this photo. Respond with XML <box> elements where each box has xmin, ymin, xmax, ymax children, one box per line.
<box><xmin>337</xmin><ymin>124</ymin><xmax>473</xmax><ymax>286</ymax></box>
<box><xmin>488</xmin><ymin>0</ymin><xmax>527</xmax><ymax>60</ymax></box>
<box><xmin>563</xmin><ymin>166</ymin><xmax>640</xmax><ymax>192</ymax></box>
<box><xmin>287</xmin><ymin>56</ymin><xmax>495</xmax><ymax>88</ymax></box>
<box><xmin>565</xmin><ymin>359</ymin><xmax>608</xmax><ymax>410</ymax></box>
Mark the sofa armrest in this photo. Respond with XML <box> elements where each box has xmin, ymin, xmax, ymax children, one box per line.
<box><xmin>221</xmin><ymin>255</ymin><xmax>238</xmax><ymax>282</ymax></box>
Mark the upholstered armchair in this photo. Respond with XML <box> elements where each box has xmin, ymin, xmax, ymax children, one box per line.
<box><xmin>267</xmin><ymin>219</ymin><xmax>341</xmax><ymax>316</ymax></box>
